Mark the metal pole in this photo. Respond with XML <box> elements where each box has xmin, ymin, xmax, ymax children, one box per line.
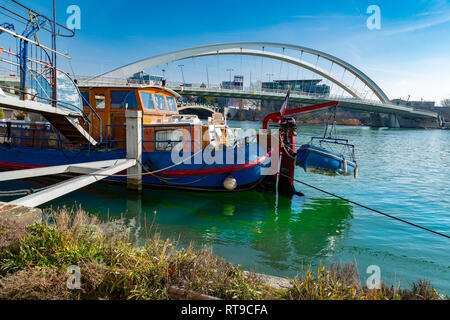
<box><xmin>178</xmin><ymin>64</ymin><xmax>185</xmax><ymax>84</ymax></box>
<box><xmin>52</xmin><ymin>0</ymin><xmax>57</xmax><ymax>107</ymax></box>
<box><xmin>0</xmin><ymin>27</ymin><xmax>71</xmax><ymax>59</ymax></box>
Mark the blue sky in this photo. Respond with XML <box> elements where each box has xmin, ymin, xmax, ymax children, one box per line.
<box><xmin>10</xmin><ymin>0</ymin><xmax>450</xmax><ymax>103</ymax></box>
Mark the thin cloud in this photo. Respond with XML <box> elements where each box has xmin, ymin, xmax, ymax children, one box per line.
<box><xmin>416</xmin><ymin>10</ymin><xmax>446</xmax><ymax>17</ymax></box>
<box><xmin>385</xmin><ymin>12</ymin><xmax>450</xmax><ymax>35</ymax></box>
<box><xmin>294</xmin><ymin>14</ymin><xmax>364</xmax><ymax>19</ymax></box>
<box><xmin>364</xmin><ymin>66</ymin><xmax>418</xmax><ymax>77</ymax></box>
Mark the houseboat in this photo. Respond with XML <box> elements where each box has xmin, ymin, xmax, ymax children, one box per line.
<box><xmin>0</xmin><ymin>82</ymin><xmax>276</xmax><ymax>192</ymax></box>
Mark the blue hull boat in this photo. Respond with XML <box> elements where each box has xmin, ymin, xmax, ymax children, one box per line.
<box><xmin>0</xmin><ymin>142</ymin><xmax>271</xmax><ymax>191</ymax></box>
<box><xmin>296</xmin><ymin>144</ymin><xmax>357</xmax><ymax>177</ymax></box>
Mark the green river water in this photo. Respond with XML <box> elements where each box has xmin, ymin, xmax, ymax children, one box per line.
<box><xmin>1</xmin><ymin>123</ymin><xmax>449</xmax><ymax>294</ymax></box>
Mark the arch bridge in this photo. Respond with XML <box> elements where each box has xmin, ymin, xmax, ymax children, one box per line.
<box><xmin>177</xmin><ymin>104</ymin><xmax>221</xmax><ymax>119</ymax></box>
<box><xmin>90</xmin><ymin>42</ymin><xmax>438</xmax><ymax>127</ymax></box>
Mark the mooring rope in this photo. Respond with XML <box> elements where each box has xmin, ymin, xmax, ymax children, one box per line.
<box><xmin>52</xmin><ymin>149</ymin><xmax>207</xmax><ymax>179</ymax></box>
<box><xmin>0</xmin><ymin>186</ymin><xmax>49</xmax><ymax>197</ymax></box>
<box><xmin>281</xmin><ymin>173</ymin><xmax>450</xmax><ymax>240</ymax></box>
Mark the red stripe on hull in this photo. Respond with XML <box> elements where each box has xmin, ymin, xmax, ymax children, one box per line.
<box><xmin>162</xmin><ymin>151</ymin><xmax>271</xmax><ymax>176</ymax></box>
<box><xmin>0</xmin><ymin>162</ymin><xmax>45</xmax><ymax>170</ymax></box>
<box><xmin>0</xmin><ymin>151</ymin><xmax>272</xmax><ymax>177</ymax></box>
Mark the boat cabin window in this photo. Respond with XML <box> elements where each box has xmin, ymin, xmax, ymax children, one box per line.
<box><xmin>111</xmin><ymin>91</ymin><xmax>138</xmax><ymax>109</ymax></box>
<box><xmin>166</xmin><ymin>97</ymin><xmax>177</xmax><ymax>112</ymax></box>
<box><xmin>141</xmin><ymin>92</ymin><xmax>155</xmax><ymax>110</ymax></box>
<box><xmin>155</xmin><ymin>130</ymin><xmax>184</xmax><ymax>151</ymax></box>
<box><xmin>155</xmin><ymin>94</ymin><xmax>167</xmax><ymax>111</ymax></box>
<box><xmin>95</xmin><ymin>94</ymin><xmax>106</xmax><ymax>109</ymax></box>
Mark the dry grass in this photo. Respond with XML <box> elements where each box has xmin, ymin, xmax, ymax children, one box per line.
<box><xmin>169</xmin><ymin>246</ymin><xmax>264</xmax><ymax>300</ymax></box>
<box><xmin>0</xmin><ymin>268</ymin><xmax>72</xmax><ymax>300</ymax></box>
<box><xmin>0</xmin><ymin>218</ymin><xmax>30</xmax><ymax>250</ymax></box>
<box><xmin>0</xmin><ymin>207</ymin><xmax>446</xmax><ymax>301</ymax></box>
<box><xmin>279</xmin><ymin>263</ymin><xmax>442</xmax><ymax>300</ymax></box>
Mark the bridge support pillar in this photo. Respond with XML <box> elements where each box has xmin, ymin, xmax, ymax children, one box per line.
<box><xmin>388</xmin><ymin>114</ymin><xmax>401</xmax><ymax>128</ymax></box>
<box><xmin>126</xmin><ymin>110</ymin><xmax>142</xmax><ymax>193</ymax></box>
<box><xmin>370</xmin><ymin>113</ymin><xmax>384</xmax><ymax>127</ymax></box>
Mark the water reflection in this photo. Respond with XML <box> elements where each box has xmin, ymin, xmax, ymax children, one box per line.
<box><xmin>250</xmin><ymin>196</ymin><xmax>353</xmax><ymax>270</ymax></box>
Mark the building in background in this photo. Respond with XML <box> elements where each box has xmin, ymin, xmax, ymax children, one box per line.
<box><xmin>128</xmin><ymin>72</ymin><xmax>164</xmax><ymax>85</ymax></box>
<box><xmin>221</xmin><ymin>75</ymin><xmax>244</xmax><ymax>90</ymax></box>
<box><xmin>262</xmin><ymin>79</ymin><xmax>330</xmax><ymax>96</ymax></box>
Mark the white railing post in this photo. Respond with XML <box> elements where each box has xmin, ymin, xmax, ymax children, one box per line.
<box><xmin>126</xmin><ymin>110</ymin><xmax>142</xmax><ymax>192</ymax></box>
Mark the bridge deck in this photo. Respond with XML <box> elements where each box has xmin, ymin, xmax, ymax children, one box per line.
<box><xmin>172</xmin><ymin>87</ymin><xmax>438</xmax><ymax>119</ymax></box>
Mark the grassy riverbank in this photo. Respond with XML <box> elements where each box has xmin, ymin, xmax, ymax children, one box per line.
<box><xmin>0</xmin><ymin>208</ymin><xmax>446</xmax><ymax>300</ymax></box>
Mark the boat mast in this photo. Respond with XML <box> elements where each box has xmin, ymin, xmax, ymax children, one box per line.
<box><xmin>52</xmin><ymin>0</ymin><xmax>57</xmax><ymax>106</ymax></box>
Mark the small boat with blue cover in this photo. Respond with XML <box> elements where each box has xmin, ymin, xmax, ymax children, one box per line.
<box><xmin>296</xmin><ymin>137</ymin><xmax>358</xmax><ymax>178</ymax></box>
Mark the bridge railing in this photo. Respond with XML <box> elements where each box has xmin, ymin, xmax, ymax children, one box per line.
<box><xmin>73</xmin><ymin>77</ymin><xmax>385</xmax><ymax>106</ymax></box>
<box><xmin>71</xmin><ymin>77</ymin><xmax>437</xmax><ymax>118</ymax></box>
<box><xmin>168</xmin><ymin>82</ymin><xmax>388</xmax><ymax>105</ymax></box>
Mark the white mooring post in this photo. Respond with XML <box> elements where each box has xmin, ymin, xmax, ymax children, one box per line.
<box><xmin>126</xmin><ymin>110</ymin><xmax>143</xmax><ymax>192</ymax></box>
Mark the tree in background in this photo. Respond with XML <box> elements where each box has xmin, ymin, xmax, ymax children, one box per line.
<box><xmin>441</xmin><ymin>99</ymin><xmax>450</xmax><ymax>107</ymax></box>
<box><xmin>197</xmin><ymin>96</ymin><xmax>217</xmax><ymax>105</ymax></box>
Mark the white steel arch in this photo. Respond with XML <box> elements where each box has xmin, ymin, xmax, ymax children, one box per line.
<box><xmin>192</xmin><ymin>49</ymin><xmax>359</xmax><ymax>99</ymax></box>
<box><xmin>92</xmin><ymin>42</ymin><xmax>390</xmax><ymax>103</ymax></box>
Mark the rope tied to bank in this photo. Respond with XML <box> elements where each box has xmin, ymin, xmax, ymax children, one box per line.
<box><xmin>0</xmin><ymin>186</ymin><xmax>50</xmax><ymax>197</ymax></box>
<box><xmin>281</xmin><ymin>174</ymin><xmax>450</xmax><ymax>240</ymax></box>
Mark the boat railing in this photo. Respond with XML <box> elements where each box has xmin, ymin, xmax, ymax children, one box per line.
<box><xmin>79</xmin><ymin>92</ymin><xmax>102</xmax><ymax>143</ymax></box>
<box><xmin>0</xmin><ymin>68</ymin><xmax>103</xmax><ymax>143</ymax></box>
<box><xmin>76</xmin><ymin>75</ymin><xmax>161</xmax><ymax>87</ymax></box>
<box><xmin>0</xmin><ymin>120</ymin><xmax>257</xmax><ymax>153</ymax></box>
<box><xmin>0</xmin><ymin>81</ymin><xmax>90</xmax><ymax>119</ymax></box>
<box><xmin>310</xmin><ymin>137</ymin><xmax>351</xmax><ymax>144</ymax></box>
<box><xmin>104</xmin><ymin>124</ymin><xmax>203</xmax><ymax>152</ymax></box>
<box><xmin>0</xmin><ymin>120</ymin><xmax>83</xmax><ymax>150</ymax></box>
<box><xmin>0</xmin><ymin>6</ymin><xmax>100</xmax><ymax>142</ymax></box>
<box><xmin>310</xmin><ymin>137</ymin><xmax>356</xmax><ymax>149</ymax></box>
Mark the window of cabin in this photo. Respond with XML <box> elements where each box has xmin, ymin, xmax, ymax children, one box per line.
<box><xmin>80</xmin><ymin>91</ymin><xmax>90</xmax><ymax>108</ymax></box>
<box><xmin>155</xmin><ymin>94</ymin><xmax>167</xmax><ymax>111</ymax></box>
<box><xmin>111</xmin><ymin>91</ymin><xmax>138</xmax><ymax>109</ymax></box>
<box><xmin>155</xmin><ymin>130</ymin><xmax>184</xmax><ymax>151</ymax></box>
<box><xmin>141</xmin><ymin>92</ymin><xmax>155</xmax><ymax>110</ymax></box>
<box><xmin>166</xmin><ymin>97</ymin><xmax>177</xmax><ymax>112</ymax></box>
<box><xmin>94</xmin><ymin>94</ymin><xmax>106</xmax><ymax>109</ymax></box>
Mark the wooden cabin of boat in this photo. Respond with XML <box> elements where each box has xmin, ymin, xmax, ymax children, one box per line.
<box><xmin>78</xmin><ymin>85</ymin><xmax>230</xmax><ymax>151</ymax></box>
